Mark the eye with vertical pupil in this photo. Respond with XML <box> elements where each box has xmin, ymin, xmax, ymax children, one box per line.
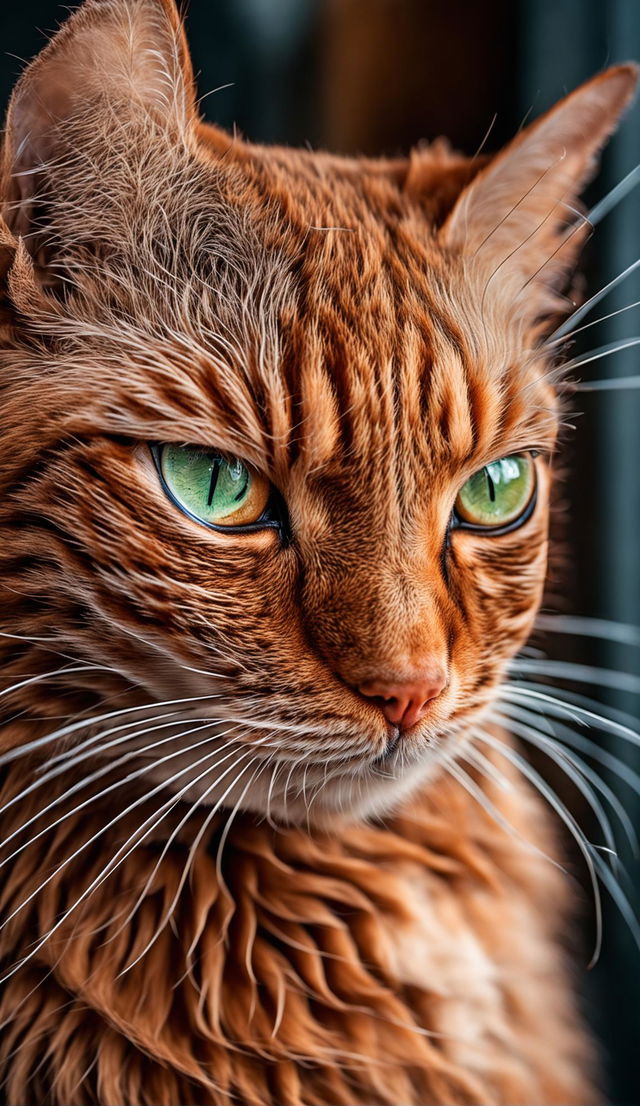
<box><xmin>158</xmin><ymin>444</ymin><xmax>271</xmax><ymax>529</ymax></box>
<box><xmin>454</xmin><ymin>454</ymin><xmax>536</xmax><ymax>529</ymax></box>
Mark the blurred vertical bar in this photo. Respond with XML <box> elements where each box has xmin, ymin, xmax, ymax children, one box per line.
<box><xmin>319</xmin><ymin>0</ymin><xmax>517</xmax><ymax>155</ymax></box>
<box><xmin>520</xmin><ymin>3</ymin><xmax>640</xmax><ymax>1103</ymax></box>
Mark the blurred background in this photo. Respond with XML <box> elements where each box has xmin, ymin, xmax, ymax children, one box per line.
<box><xmin>1</xmin><ymin>0</ymin><xmax>639</xmax><ymax>1101</ymax></box>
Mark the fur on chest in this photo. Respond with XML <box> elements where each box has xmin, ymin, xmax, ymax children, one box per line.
<box><xmin>0</xmin><ymin>781</ymin><xmax>597</xmax><ymax>1106</ymax></box>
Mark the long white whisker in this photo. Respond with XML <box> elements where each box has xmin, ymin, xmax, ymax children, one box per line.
<box><xmin>0</xmin><ymin>732</ymin><xmax>248</xmax><ymax>943</ymax></box>
<box><xmin>265</xmin><ymin>758</ymin><xmax>284</xmax><ymax>830</ymax></box>
<box><xmin>117</xmin><ymin>743</ymin><xmax>272</xmax><ymax>975</ymax></box>
<box><xmin>548</xmin><ymin>298</ymin><xmax>640</xmax><ymax>346</ymax></box>
<box><xmin>549</xmin><ymin>257</ymin><xmax>640</xmax><ymax>340</ymax></box>
<box><xmin>592</xmin><ymin>851</ymin><xmax>640</xmax><ymax>955</ymax></box>
<box><xmin>0</xmin><ymin>737</ymin><xmax>258</xmax><ymax>986</ymax></box>
<box><xmin>474</xmin><ymin>729</ymin><xmax>603</xmax><ymax>966</ymax></box>
<box><xmin>0</xmin><ymin>721</ymin><xmax>235</xmax><ymax>870</ymax></box>
<box><xmin>535</xmin><ymin>613</ymin><xmax>640</xmax><ymax>648</ymax></box>
<box><xmin>575</xmin><ymin>373</ymin><xmax>640</xmax><ymax>392</ymax></box>
<box><xmin>461</xmin><ymin>743</ymin><xmax>514</xmax><ymax>793</ymax></box>
<box><xmin>503</xmin><ymin>683</ymin><xmax>640</xmax><ymax>746</ymax></box>
<box><xmin>510</xmin><ymin>657</ymin><xmax>640</xmax><ymax>695</ymax></box>
<box><xmin>563</xmin><ymin>336</ymin><xmax>640</xmax><ymax>374</ymax></box>
<box><xmin>490</xmin><ymin>710</ymin><xmax>619</xmax><ymax>863</ymax></box>
<box><xmin>0</xmin><ymin>664</ymin><xmax>114</xmax><ymax>700</ymax></box>
<box><xmin>215</xmin><ymin>754</ymin><xmax>272</xmax><ymax>886</ymax></box>
<box><xmin>0</xmin><ymin>710</ymin><xmax>211</xmax><ymax>823</ymax></box>
<box><xmin>442</xmin><ymin>741</ymin><xmax>566</xmax><ymax>874</ymax></box>
<box><xmin>500</xmin><ymin>698</ymin><xmax>640</xmax><ymax>795</ymax></box>
<box><xmin>0</xmin><ymin>692</ymin><xmax>229</xmax><ymax>768</ymax></box>
<box><xmin>586</xmin><ymin>161</ymin><xmax>640</xmax><ymax>227</ymax></box>
<box><xmin>495</xmin><ymin>701</ymin><xmax>639</xmax><ymax>855</ymax></box>
<box><xmin>174</xmin><ymin>753</ymin><xmax>274</xmax><ymax>991</ymax></box>
<box><xmin>110</xmin><ymin>620</ymin><xmax>228</xmax><ymax>680</ymax></box>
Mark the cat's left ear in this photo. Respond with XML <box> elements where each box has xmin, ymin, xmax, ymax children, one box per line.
<box><xmin>440</xmin><ymin>65</ymin><xmax>638</xmax><ymax>320</ymax></box>
<box><xmin>2</xmin><ymin>0</ymin><xmax>197</xmax><ymax>238</ymax></box>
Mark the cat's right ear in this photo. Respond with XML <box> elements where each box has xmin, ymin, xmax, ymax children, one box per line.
<box><xmin>2</xmin><ymin>0</ymin><xmax>197</xmax><ymax>238</ymax></box>
<box><xmin>440</xmin><ymin>65</ymin><xmax>638</xmax><ymax>326</ymax></box>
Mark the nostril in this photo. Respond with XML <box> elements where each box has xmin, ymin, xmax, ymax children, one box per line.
<box><xmin>358</xmin><ymin>669</ymin><xmax>447</xmax><ymax>731</ymax></box>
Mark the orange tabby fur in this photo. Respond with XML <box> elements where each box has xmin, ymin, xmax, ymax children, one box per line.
<box><xmin>0</xmin><ymin>2</ymin><xmax>636</xmax><ymax>1103</ymax></box>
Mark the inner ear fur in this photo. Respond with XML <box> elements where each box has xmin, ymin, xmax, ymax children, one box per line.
<box><xmin>2</xmin><ymin>0</ymin><xmax>197</xmax><ymax>240</ymax></box>
<box><xmin>440</xmin><ymin>65</ymin><xmax>638</xmax><ymax>314</ymax></box>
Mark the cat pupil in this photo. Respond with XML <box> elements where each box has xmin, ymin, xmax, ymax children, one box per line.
<box><xmin>206</xmin><ymin>459</ymin><xmax>221</xmax><ymax>507</ymax></box>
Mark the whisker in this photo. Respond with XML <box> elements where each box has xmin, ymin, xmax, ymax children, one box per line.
<box><xmin>265</xmin><ymin>758</ymin><xmax>284</xmax><ymax>830</ymax></box>
<box><xmin>489</xmin><ymin>709</ymin><xmax>620</xmax><ymax>864</ymax></box>
<box><xmin>549</xmin><ymin>257</ymin><xmax>640</xmax><ymax>340</ymax></box>
<box><xmin>472</xmin><ymin>111</ymin><xmax>498</xmax><ymax>160</ymax></box>
<box><xmin>172</xmin><ymin>753</ymin><xmax>275</xmax><ymax>992</ymax></box>
<box><xmin>215</xmin><ymin>754</ymin><xmax>272</xmax><ymax>884</ymax></box>
<box><xmin>495</xmin><ymin>701</ymin><xmax>639</xmax><ymax>855</ymax></box>
<box><xmin>443</xmin><ymin>743</ymin><xmax>566</xmax><ymax>874</ymax></box>
<box><xmin>0</xmin><ymin>710</ymin><xmax>213</xmax><ymax>823</ymax></box>
<box><xmin>0</xmin><ymin>732</ymin><xmax>248</xmax><ymax>944</ymax></box>
<box><xmin>0</xmin><ymin>721</ymin><xmax>234</xmax><ymax>870</ymax></box>
<box><xmin>0</xmin><ymin>740</ymin><xmax>262</xmax><ymax>986</ymax></box>
<box><xmin>473</xmin><ymin>728</ymin><xmax>604</xmax><ymax>966</ymax></box>
<box><xmin>586</xmin><ymin>161</ymin><xmax>640</xmax><ymax>227</ymax></box>
<box><xmin>113</xmin><ymin>619</ymin><xmax>228</xmax><ymax>680</ymax></box>
<box><xmin>592</xmin><ymin>851</ymin><xmax>640</xmax><ymax>955</ymax></box>
<box><xmin>461</xmin><ymin>743</ymin><xmax>514</xmax><ymax>793</ymax></box>
<box><xmin>0</xmin><ymin>664</ymin><xmax>114</xmax><ymax>700</ymax></box>
<box><xmin>535</xmin><ymin>613</ymin><xmax>640</xmax><ymax>648</ymax></box>
<box><xmin>574</xmin><ymin>373</ymin><xmax>640</xmax><ymax>392</ymax></box>
<box><xmin>0</xmin><ymin>692</ymin><xmax>229</xmax><ymax>767</ymax></box>
<box><xmin>0</xmin><ymin>630</ymin><xmax>102</xmax><ymax>664</ymax></box>
<box><xmin>500</xmin><ymin>698</ymin><xmax>640</xmax><ymax>795</ymax></box>
<box><xmin>510</xmin><ymin>657</ymin><xmax>640</xmax><ymax>695</ymax></box>
<box><xmin>117</xmin><ymin>743</ymin><xmax>272</xmax><ymax>975</ymax></box>
<box><xmin>549</xmin><ymin>297</ymin><xmax>640</xmax><ymax>345</ymax></box>
<box><xmin>503</xmin><ymin>683</ymin><xmax>640</xmax><ymax>746</ymax></box>
<box><xmin>563</xmin><ymin>335</ymin><xmax>640</xmax><ymax>374</ymax></box>
<box><xmin>501</xmin><ymin>703</ymin><xmax>640</xmax><ymax>809</ymax></box>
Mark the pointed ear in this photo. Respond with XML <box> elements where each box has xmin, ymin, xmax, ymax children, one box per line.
<box><xmin>440</xmin><ymin>65</ymin><xmax>638</xmax><ymax>319</ymax></box>
<box><xmin>2</xmin><ymin>0</ymin><xmax>197</xmax><ymax>236</ymax></box>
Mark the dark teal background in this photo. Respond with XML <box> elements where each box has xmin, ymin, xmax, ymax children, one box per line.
<box><xmin>0</xmin><ymin>1</ymin><xmax>638</xmax><ymax>1102</ymax></box>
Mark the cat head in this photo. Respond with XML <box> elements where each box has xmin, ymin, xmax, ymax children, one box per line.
<box><xmin>0</xmin><ymin>0</ymin><xmax>636</xmax><ymax>823</ymax></box>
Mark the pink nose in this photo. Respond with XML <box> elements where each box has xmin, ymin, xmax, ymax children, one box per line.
<box><xmin>358</xmin><ymin>669</ymin><xmax>447</xmax><ymax>730</ymax></box>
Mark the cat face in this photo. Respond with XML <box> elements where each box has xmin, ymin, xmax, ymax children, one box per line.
<box><xmin>0</xmin><ymin>0</ymin><xmax>635</xmax><ymax>823</ymax></box>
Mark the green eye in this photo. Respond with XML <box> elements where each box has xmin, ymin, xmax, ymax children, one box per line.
<box><xmin>157</xmin><ymin>444</ymin><xmax>271</xmax><ymax>529</ymax></box>
<box><xmin>455</xmin><ymin>454</ymin><xmax>536</xmax><ymax>530</ymax></box>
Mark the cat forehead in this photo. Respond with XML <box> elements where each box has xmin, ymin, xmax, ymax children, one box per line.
<box><xmin>18</xmin><ymin>128</ymin><xmax>558</xmax><ymax>472</ymax></box>
<box><xmin>191</xmin><ymin>144</ymin><xmax>559</xmax><ymax>470</ymax></box>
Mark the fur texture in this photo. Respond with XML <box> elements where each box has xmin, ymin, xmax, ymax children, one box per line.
<box><xmin>0</xmin><ymin>1</ymin><xmax>637</xmax><ymax>1103</ymax></box>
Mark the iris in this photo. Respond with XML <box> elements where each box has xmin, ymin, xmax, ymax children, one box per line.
<box><xmin>158</xmin><ymin>445</ymin><xmax>270</xmax><ymax>529</ymax></box>
<box><xmin>455</xmin><ymin>454</ymin><xmax>536</xmax><ymax>530</ymax></box>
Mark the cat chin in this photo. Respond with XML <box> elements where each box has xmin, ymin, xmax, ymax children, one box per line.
<box><xmin>203</xmin><ymin>744</ymin><xmax>448</xmax><ymax>829</ymax></box>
